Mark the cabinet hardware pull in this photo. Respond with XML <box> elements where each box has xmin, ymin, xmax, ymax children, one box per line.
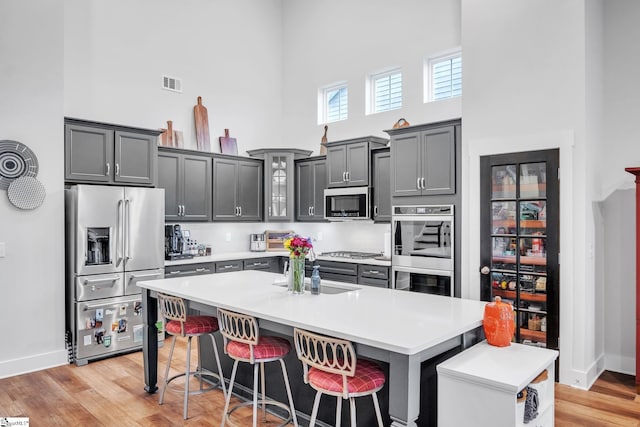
<box><xmin>195</xmin><ymin>268</ymin><xmax>207</xmax><ymax>272</ymax></box>
<box><xmin>421</xmin><ymin>177</ymin><xmax>426</xmax><ymax>189</ymax></box>
<box><xmin>346</xmin><ymin>171</ymin><xmax>350</xmax><ymax>181</ymax></box>
<box><xmin>106</xmin><ymin>162</ymin><xmax>111</xmax><ymax>175</ymax></box>
<box><xmin>369</xmin><ymin>270</ymin><xmax>379</xmax><ymax>274</ymax></box>
<box><xmin>343</xmin><ymin>171</ymin><xmax>347</xmax><ymax>182</ymax></box>
<box><xmin>239</xmin><ymin>206</ymin><xmax>242</xmax><ymax>216</ymax></box>
<box><xmin>169</xmin><ymin>270</ymin><xmax>181</xmax><ymax>274</ymax></box>
<box><xmin>115</xmin><ymin>163</ymin><xmax>120</xmax><ymax>176</ymax></box>
<box><xmin>374</xmin><ymin>206</ymin><xmax>378</xmax><ymax>216</ymax></box>
<box><xmin>311</xmin><ymin>206</ymin><xmax>314</xmax><ymax>216</ymax></box>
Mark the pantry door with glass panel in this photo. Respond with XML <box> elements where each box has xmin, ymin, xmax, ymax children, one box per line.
<box><xmin>480</xmin><ymin>149</ymin><xmax>559</xmax><ymax>350</ymax></box>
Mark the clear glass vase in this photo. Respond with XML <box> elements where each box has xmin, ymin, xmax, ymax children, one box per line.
<box><xmin>289</xmin><ymin>257</ymin><xmax>305</xmax><ymax>294</ymax></box>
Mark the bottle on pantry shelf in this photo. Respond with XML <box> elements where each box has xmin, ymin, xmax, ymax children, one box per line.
<box><xmin>540</xmin><ymin>316</ymin><xmax>547</xmax><ymax>332</ymax></box>
<box><xmin>311</xmin><ymin>265</ymin><xmax>321</xmax><ymax>295</ymax></box>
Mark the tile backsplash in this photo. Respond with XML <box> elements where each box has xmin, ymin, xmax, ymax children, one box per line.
<box><xmin>173</xmin><ymin>222</ymin><xmax>392</xmax><ymax>255</ymax></box>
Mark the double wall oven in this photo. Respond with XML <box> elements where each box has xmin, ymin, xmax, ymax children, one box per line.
<box><xmin>392</xmin><ymin>205</ymin><xmax>454</xmax><ymax>296</ymax></box>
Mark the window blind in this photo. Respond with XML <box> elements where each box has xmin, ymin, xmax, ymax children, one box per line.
<box><xmin>432</xmin><ymin>56</ymin><xmax>461</xmax><ymax>100</ymax></box>
<box><xmin>374</xmin><ymin>71</ymin><xmax>402</xmax><ymax>112</ymax></box>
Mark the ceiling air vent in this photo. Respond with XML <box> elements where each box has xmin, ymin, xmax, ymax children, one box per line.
<box><xmin>162</xmin><ymin>75</ymin><xmax>182</xmax><ymax>93</ymax></box>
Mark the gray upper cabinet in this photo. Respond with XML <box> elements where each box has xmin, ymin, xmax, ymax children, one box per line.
<box><xmin>387</xmin><ymin>121</ymin><xmax>458</xmax><ymax>197</ymax></box>
<box><xmin>325</xmin><ymin>136</ymin><xmax>388</xmax><ymax>188</ymax></box>
<box><xmin>157</xmin><ymin>148</ymin><xmax>212</xmax><ymax>222</ymax></box>
<box><xmin>296</xmin><ymin>156</ymin><xmax>327</xmax><ymax>221</ymax></box>
<box><xmin>64</xmin><ymin>118</ymin><xmax>158</xmax><ymax>186</ymax></box>
<box><xmin>372</xmin><ymin>148</ymin><xmax>391</xmax><ymax>222</ymax></box>
<box><xmin>212</xmin><ymin>155</ymin><xmax>263</xmax><ymax>222</ymax></box>
<box><xmin>247</xmin><ymin>149</ymin><xmax>312</xmax><ymax>222</ymax></box>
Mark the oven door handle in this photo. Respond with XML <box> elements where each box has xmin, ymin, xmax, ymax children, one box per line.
<box><xmin>392</xmin><ymin>266</ymin><xmax>452</xmax><ymax>277</ymax></box>
<box><xmin>391</xmin><ymin>214</ymin><xmax>453</xmax><ymax>222</ymax></box>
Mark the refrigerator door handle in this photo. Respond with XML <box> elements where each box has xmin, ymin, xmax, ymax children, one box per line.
<box><xmin>125</xmin><ymin>198</ymin><xmax>131</xmax><ymax>262</ymax></box>
<box><xmin>129</xmin><ymin>272</ymin><xmax>161</xmax><ymax>281</ymax></box>
<box><xmin>82</xmin><ymin>295</ymin><xmax>140</xmax><ymax>310</ymax></box>
<box><xmin>83</xmin><ymin>276</ymin><xmax>119</xmax><ymax>292</ymax></box>
<box><xmin>115</xmin><ymin>199</ymin><xmax>124</xmax><ymax>267</ymax></box>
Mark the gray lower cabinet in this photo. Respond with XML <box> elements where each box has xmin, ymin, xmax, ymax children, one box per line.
<box><xmin>306</xmin><ymin>260</ymin><xmax>359</xmax><ymax>284</ymax></box>
<box><xmin>158</xmin><ymin>148</ymin><xmax>212</xmax><ymax>222</ymax></box>
<box><xmin>212</xmin><ymin>156</ymin><xmax>263</xmax><ymax>221</ymax></box>
<box><xmin>247</xmin><ymin>149</ymin><xmax>312</xmax><ymax>222</ymax></box>
<box><xmin>326</xmin><ymin>137</ymin><xmax>388</xmax><ymax>188</ymax></box>
<box><xmin>296</xmin><ymin>156</ymin><xmax>327</xmax><ymax>221</ymax></box>
<box><xmin>387</xmin><ymin>121</ymin><xmax>458</xmax><ymax>197</ymax></box>
<box><xmin>372</xmin><ymin>148</ymin><xmax>391</xmax><ymax>222</ymax></box>
<box><xmin>164</xmin><ymin>262</ymin><xmax>215</xmax><ymax>278</ymax></box>
<box><xmin>358</xmin><ymin>264</ymin><xmax>390</xmax><ymax>288</ymax></box>
<box><xmin>215</xmin><ymin>260</ymin><xmax>243</xmax><ymax>273</ymax></box>
<box><xmin>243</xmin><ymin>257</ymin><xmax>279</xmax><ymax>272</ymax></box>
<box><xmin>65</xmin><ymin>118</ymin><xmax>159</xmax><ymax>186</ymax></box>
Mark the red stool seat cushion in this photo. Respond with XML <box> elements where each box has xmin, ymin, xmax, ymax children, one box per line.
<box><xmin>308</xmin><ymin>359</ymin><xmax>386</xmax><ymax>394</ymax></box>
<box><xmin>165</xmin><ymin>315</ymin><xmax>219</xmax><ymax>335</ymax></box>
<box><xmin>226</xmin><ymin>336</ymin><xmax>291</xmax><ymax>361</ymax></box>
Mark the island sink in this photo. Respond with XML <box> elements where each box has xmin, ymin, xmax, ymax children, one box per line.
<box><xmin>272</xmin><ymin>279</ymin><xmax>360</xmax><ymax>295</ymax></box>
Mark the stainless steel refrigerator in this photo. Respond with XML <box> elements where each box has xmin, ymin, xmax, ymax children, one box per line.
<box><xmin>65</xmin><ymin>185</ymin><xmax>165</xmax><ymax>365</ymax></box>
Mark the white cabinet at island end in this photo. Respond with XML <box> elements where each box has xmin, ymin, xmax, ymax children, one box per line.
<box><xmin>437</xmin><ymin>341</ymin><xmax>558</xmax><ymax>427</ymax></box>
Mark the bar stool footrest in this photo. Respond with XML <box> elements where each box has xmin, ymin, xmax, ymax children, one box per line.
<box><xmin>225</xmin><ymin>399</ymin><xmax>294</xmax><ymax>427</ymax></box>
<box><xmin>166</xmin><ymin>369</ymin><xmax>225</xmax><ymax>396</ymax></box>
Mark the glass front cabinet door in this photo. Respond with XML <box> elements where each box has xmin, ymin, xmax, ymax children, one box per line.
<box><xmin>247</xmin><ymin>148</ymin><xmax>312</xmax><ymax>222</ymax></box>
<box><xmin>480</xmin><ymin>150</ymin><xmax>559</xmax><ymax>350</ymax></box>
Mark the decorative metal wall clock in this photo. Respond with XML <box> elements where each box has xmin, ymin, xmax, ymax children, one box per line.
<box><xmin>0</xmin><ymin>140</ymin><xmax>46</xmax><ymax>209</ymax></box>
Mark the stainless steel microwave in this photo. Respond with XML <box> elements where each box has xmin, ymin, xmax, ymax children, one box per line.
<box><xmin>324</xmin><ymin>187</ymin><xmax>370</xmax><ymax>221</ymax></box>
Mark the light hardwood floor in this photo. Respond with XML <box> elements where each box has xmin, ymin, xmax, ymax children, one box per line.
<box><xmin>0</xmin><ymin>339</ymin><xmax>638</xmax><ymax>426</ymax></box>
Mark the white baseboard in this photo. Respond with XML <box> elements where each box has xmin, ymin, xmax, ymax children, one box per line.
<box><xmin>0</xmin><ymin>349</ymin><xmax>69</xmax><ymax>379</ymax></box>
<box><xmin>562</xmin><ymin>354</ymin><xmax>606</xmax><ymax>390</ymax></box>
<box><xmin>604</xmin><ymin>353</ymin><xmax>636</xmax><ymax>376</ymax></box>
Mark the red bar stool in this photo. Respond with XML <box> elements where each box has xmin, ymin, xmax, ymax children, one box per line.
<box><xmin>217</xmin><ymin>308</ymin><xmax>299</xmax><ymax>427</ymax></box>
<box><xmin>157</xmin><ymin>293</ymin><xmax>227</xmax><ymax>420</ymax></box>
<box><xmin>293</xmin><ymin>328</ymin><xmax>386</xmax><ymax>427</ymax></box>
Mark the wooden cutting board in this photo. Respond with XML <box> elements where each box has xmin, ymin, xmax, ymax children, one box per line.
<box><xmin>219</xmin><ymin>128</ymin><xmax>237</xmax><ymax>155</ymax></box>
<box><xmin>194</xmin><ymin>96</ymin><xmax>211</xmax><ymax>151</ymax></box>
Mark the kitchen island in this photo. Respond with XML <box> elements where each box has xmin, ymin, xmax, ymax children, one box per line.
<box><xmin>138</xmin><ymin>270</ymin><xmax>486</xmax><ymax>427</ymax></box>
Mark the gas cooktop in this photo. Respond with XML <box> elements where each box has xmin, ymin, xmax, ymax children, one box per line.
<box><xmin>319</xmin><ymin>251</ymin><xmax>383</xmax><ymax>259</ymax></box>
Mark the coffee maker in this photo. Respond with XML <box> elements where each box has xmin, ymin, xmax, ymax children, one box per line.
<box><xmin>165</xmin><ymin>224</ymin><xmax>193</xmax><ymax>260</ymax></box>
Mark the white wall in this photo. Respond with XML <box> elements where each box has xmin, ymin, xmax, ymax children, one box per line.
<box><xmin>0</xmin><ymin>0</ymin><xmax>67</xmax><ymax>377</ymax></box>
<box><xmin>64</xmin><ymin>0</ymin><xmax>284</xmax><ymax>154</ymax></box>
<box><xmin>601</xmin><ymin>0</ymin><xmax>640</xmax><ymax>197</ymax></box>
<box><xmin>600</xmin><ymin>189</ymin><xmax>636</xmax><ymax>374</ymax></box>
<box><xmin>599</xmin><ymin>0</ymin><xmax>640</xmax><ymax>375</ymax></box>
<box><xmin>461</xmin><ymin>0</ymin><xmax>597</xmax><ymax>387</ymax></box>
<box><xmin>281</xmin><ymin>0</ymin><xmax>462</xmax><ymax>150</ymax></box>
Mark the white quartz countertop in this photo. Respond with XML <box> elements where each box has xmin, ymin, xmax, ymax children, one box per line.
<box><xmin>436</xmin><ymin>341</ymin><xmax>558</xmax><ymax>393</ymax></box>
<box><xmin>138</xmin><ymin>270</ymin><xmax>485</xmax><ymax>355</ymax></box>
<box><xmin>165</xmin><ymin>252</ymin><xmax>392</xmax><ymax>267</ymax></box>
<box><xmin>164</xmin><ymin>251</ymin><xmax>289</xmax><ymax>266</ymax></box>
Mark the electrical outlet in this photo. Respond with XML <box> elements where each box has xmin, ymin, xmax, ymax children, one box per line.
<box><xmin>225</xmin><ymin>233</ymin><xmax>231</xmax><ymax>242</ymax></box>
